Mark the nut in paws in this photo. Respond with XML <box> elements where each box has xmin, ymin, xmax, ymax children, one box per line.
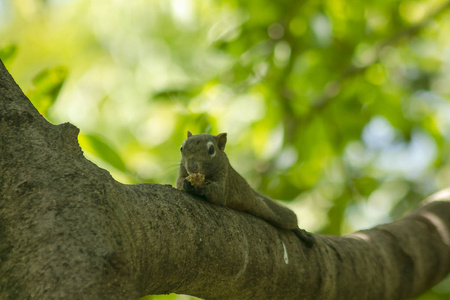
<box><xmin>186</xmin><ymin>173</ymin><xmax>206</xmax><ymax>187</ymax></box>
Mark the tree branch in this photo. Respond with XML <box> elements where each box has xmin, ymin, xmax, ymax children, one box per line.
<box><xmin>1</xmin><ymin>60</ymin><xmax>449</xmax><ymax>299</ymax></box>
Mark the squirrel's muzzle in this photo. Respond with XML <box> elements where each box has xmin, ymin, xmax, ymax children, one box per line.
<box><xmin>185</xmin><ymin>160</ymin><xmax>201</xmax><ymax>174</ymax></box>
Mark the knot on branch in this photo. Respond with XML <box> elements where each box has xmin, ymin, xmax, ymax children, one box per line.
<box><xmin>56</xmin><ymin>122</ymin><xmax>83</xmax><ymax>158</ymax></box>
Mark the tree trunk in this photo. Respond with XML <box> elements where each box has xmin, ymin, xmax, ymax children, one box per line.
<box><xmin>0</xmin><ymin>59</ymin><xmax>449</xmax><ymax>299</ymax></box>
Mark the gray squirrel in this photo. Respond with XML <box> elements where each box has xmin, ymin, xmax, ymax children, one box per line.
<box><xmin>176</xmin><ymin>131</ymin><xmax>314</xmax><ymax>248</ymax></box>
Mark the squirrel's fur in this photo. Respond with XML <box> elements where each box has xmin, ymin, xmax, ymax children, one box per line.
<box><xmin>176</xmin><ymin>131</ymin><xmax>314</xmax><ymax>247</ymax></box>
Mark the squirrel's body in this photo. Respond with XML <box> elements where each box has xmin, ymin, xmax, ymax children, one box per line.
<box><xmin>176</xmin><ymin>132</ymin><xmax>314</xmax><ymax>247</ymax></box>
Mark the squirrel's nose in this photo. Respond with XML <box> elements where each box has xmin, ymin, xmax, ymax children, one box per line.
<box><xmin>186</xmin><ymin>160</ymin><xmax>200</xmax><ymax>173</ymax></box>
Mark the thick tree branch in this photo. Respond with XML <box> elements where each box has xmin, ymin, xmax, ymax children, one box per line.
<box><xmin>1</xmin><ymin>60</ymin><xmax>449</xmax><ymax>299</ymax></box>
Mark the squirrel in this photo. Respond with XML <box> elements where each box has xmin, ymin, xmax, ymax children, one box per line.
<box><xmin>176</xmin><ymin>131</ymin><xmax>314</xmax><ymax>248</ymax></box>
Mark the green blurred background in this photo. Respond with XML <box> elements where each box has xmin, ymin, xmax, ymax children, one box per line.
<box><xmin>1</xmin><ymin>0</ymin><xmax>449</xmax><ymax>299</ymax></box>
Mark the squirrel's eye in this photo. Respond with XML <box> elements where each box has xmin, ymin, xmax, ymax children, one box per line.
<box><xmin>208</xmin><ymin>145</ymin><xmax>215</xmax><ymax>155</ymax></box>
<box><xmin>180</xmin><ymin>146</ymin><xmax>183</xmax><ymax>152</ymax></box>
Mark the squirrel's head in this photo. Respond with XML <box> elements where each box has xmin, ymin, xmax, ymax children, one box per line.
<box><xmin>180</xmin><ymin>131</ymin><xmax>228</xmax><ymax>177</ymax></box>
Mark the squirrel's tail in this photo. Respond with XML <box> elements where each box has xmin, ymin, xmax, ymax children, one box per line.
<box><xmin>293</xmin><ymin>227</ymin><xmax>315</xmax><ymax>248</ymax></box>
<box><xmin>250</xmin><ymin>191</ymin><xmax>315</xmax><ymax>248</ymax></box>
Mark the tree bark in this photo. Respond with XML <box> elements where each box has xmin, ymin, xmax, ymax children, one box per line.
<box><xmin>0</xmin><ymin>59</ymin><xmax>449</xmax><ymax>300</ymax></box>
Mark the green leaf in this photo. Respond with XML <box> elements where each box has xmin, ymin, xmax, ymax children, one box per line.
<box><xmin>0</xmin><ymin>44</ymin><xmax>18</xmax><ymax>64</ymax></box>
<box><xmin>28</xmin><ymin>66</ymin><xmax>68</xmax><ymax>116</ymax></box>
<box><xmin>152</xmin><ymin>88</ymin><xmax>202</xmax><ymax>102</ymax></box>
<box><xmin>79</xmin><ymin>134</ymin><xmax>127</xmax><ymax>173</ymax></box>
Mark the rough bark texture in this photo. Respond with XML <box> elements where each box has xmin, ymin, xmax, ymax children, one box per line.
<box><xmin>0</xmin><ymin>59</ymin><xmax>449</xmax><ymax>299</ymax></box>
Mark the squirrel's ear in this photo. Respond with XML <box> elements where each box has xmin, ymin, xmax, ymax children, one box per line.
<box><xmin>217</xmin><ymin>133</ymin><xmax>227</xmax><ymax>150</ymax></box>
<box><xmin>187</xmin><ymin>131</ymin><xmax>193</xmax><ymax>138</ymax></box>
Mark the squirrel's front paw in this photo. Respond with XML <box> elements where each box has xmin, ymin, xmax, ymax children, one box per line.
<box><xmin>193</xmin><ymin>183</ymin><xmax>208</xmax><ymax>195</ymax></box>
<box><xmin>184</xmin><ymin>173</ymin><xmax>208</xmax><ymax>195</ymax></box>
<box><xmin>183</xmin><ymin>178</ymin><xmax>196</xmax><ymax>193</ymax></box>
<box><xmin>183</xmin><ymin>177</ymin><xmax>208</xmax><ymax>196</ymax></box>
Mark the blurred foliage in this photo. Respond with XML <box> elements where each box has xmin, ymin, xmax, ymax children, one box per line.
<box><xmin>28</xmin><ymin>65</ymin><xmax>67</xmax><ymax>115</ymax></box>
<box><xmin>0</xmin><ymin>43</ymin><xmax>17</xmax><ymax>64</ymax></box>
<box><xmin>141</xmin><ymin>294</ymin><xmax>202</xmax><ymax>300</ymax></box>
<box><xmin>79</xmin><ymin>133</ymin><xmax>127</xmax><ymax>173</ymax></box>
<box><xmin>1</xmin><ymin>0</ymin><xmax>450</xmax><ymax>299</ymax></box>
